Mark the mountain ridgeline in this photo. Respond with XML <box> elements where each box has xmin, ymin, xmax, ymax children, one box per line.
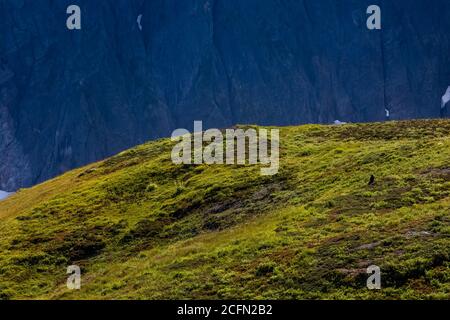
<box><xmin>1</xmin><ymin>0</ymin><xmax>450</xmax><ymax>190</ymax></box>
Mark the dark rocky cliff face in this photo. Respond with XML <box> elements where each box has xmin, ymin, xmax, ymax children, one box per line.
<box><xmin>1</xmin><ymin>0</ymin><xmax>450</xmax><ymax>190</ymax></box>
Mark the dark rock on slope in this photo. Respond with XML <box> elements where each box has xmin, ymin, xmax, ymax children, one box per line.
<box><xmin>1</xmin><ymin>0</ymin><xmax>450</xmax><ymax>190</ymax></box>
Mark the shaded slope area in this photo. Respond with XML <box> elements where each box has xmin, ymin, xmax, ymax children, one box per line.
<box><xmin>0</xmin><ymin>120</ymin><xmax>449</xmax><ymax>299</ymax></box>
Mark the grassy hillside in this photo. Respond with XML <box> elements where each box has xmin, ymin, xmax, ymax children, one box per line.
<box><xmin>0</xmin><ymin>120</ymin><xmax>449</xmax><ymax>300</ymax></box>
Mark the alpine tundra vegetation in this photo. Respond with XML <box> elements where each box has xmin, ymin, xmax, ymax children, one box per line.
<box><xmin>0</xmin><ymin>120</ymin><xmax>449</xmax><ymax>300</ymax></box>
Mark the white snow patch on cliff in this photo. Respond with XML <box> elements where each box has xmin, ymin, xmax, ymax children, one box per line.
<box><xmin>137</xmin><ymin>14</ymin><xmax>143</xmax><ymax>31</ymax></box>
<box><xmin>442</xmin><ymin>86</ymin><xmax>450</xmax><ymax>108</ymax></box>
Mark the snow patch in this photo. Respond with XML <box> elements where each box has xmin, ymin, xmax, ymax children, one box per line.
<box><xmin>0</xmin><ymin>190</ymin><xmax>13</xmax><ymax>201</ymax></box>
<box><xmin>137</xmin><ymin>14</ymin><xmax>143</xmax><ymax>31</ymax></box>
<box><xmin>442</xmin><ymin>86</ymin><xmax>450</xmax><ymax>108</ymax></box>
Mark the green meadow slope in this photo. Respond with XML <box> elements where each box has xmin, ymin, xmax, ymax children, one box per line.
<box><xmin>0</xmin><ymin>120</ymin><xmax>449</xmax><ymax>300</ymax></box>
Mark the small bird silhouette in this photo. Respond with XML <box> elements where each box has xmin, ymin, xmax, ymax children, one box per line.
<box><xmin>368</xmin><ymin>175</ymin><xmax>375</xmax><ymax>186</ymax></box>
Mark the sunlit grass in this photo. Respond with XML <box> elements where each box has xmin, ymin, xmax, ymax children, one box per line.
<box><xmin>0</xmin><ymin>119</ymin><xmax>449</xmax><ymax>300</ymax></box>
